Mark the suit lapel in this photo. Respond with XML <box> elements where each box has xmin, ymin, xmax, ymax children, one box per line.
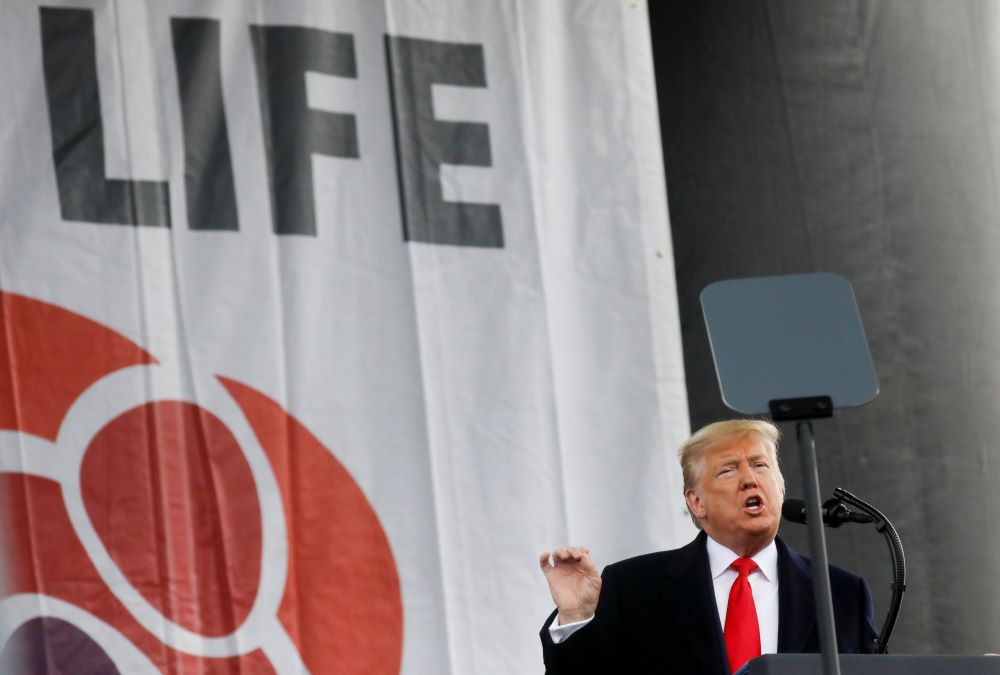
<box><xmin>657</xmin><ymin>531</ymin><xmax>729</xmax><ymax>674</ymax></box>
<box><xmin>776</xmin><ymin>536</ymin><xmax>816</xmax><ymax>652</ymax></box>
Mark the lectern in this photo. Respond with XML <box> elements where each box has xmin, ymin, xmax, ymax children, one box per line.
<box><xmin>737</xmin><ymin>654</ymin><xmax>1000</xmax><ymax>674</ymax></box>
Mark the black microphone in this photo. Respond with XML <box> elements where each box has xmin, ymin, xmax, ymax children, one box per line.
<box><xmin>782</xmin><ymin>497</ymin><xmax>875</xmax><ymax>528</ymax></box>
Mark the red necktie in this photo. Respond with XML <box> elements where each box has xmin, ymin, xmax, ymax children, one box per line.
<box><xmin>724</xmin><ymin>557</ymin><xmax>761</xmax><ymax>674</ymax></box>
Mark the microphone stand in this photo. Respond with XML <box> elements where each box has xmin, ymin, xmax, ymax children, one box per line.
<box><xmin>832</xmin><ymin>487</ymin><xmax>906</xmax><ymax>654</ymax></box>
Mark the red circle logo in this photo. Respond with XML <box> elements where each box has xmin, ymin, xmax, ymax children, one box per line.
<box><xmin>0</xmin><ymin>291</ymin><xmax>403</xmax><ymax>673</ymax></box>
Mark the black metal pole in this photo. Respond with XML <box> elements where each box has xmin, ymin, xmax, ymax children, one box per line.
<box><xmin>797</xmin><ymin>421</ymin><xmax>840</xmax><ymax>675</ymax></box>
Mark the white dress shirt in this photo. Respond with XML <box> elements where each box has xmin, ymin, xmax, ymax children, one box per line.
<box><xmin>706</xmin><ymin>537</ymin><xmax>779</xmax><ymax>656</ymax></box>
<box><xmin>549</xmin><ymin>535</ymin><xmax>780</xmax><ymax>652</ymax></box>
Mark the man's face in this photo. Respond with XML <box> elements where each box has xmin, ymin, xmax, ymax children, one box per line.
<box><xmin>684</xmin><ymin>434</ymin><xmax>783</xmax><ymax>557</ymax></box>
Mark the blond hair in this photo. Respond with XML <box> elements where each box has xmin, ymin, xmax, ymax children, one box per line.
<box><xmin>678</xmin><ymin>419</ymin><xmax>784</xmax><ymax>527</ymax></box>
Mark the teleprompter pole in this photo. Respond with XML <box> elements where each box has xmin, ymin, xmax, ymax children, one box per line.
<box><xmin>797</xmin><ymin>421</ymin><xmax>840</xmax><ymax>675</ymax></box>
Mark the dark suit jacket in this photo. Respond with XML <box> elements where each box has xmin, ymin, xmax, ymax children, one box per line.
<box><xmin>540</xmin><ymin>531</ymin><xmax>877</xmax><ymax>674</ymax></box>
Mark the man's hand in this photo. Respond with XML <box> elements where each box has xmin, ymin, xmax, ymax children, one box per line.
<box><xmin>539</xmin><ymin>546</ymin><xmax>602</xmax><ymax>625</ymax></box>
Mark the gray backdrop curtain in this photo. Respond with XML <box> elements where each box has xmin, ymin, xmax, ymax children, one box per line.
<box><xmin>650</xmin><ymin>0</ymin><xmax>1000</xmax><ymax>655</ymax></box>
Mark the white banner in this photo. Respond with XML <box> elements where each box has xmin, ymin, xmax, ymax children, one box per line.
<box><xmin>0</xmin><ymin>1</ymin><xmax>692</xmax><ymax>672</ymax></box>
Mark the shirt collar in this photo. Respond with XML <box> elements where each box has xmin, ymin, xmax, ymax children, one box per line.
<box><xmin>706</xmin><ymin>535</ymin><xmax>778</xmax><ymax>584</ymax></box>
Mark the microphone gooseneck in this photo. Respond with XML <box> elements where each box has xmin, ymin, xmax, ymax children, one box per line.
<box><xmin>781</xmin><ymin>489</ymin><xmax>905</xmax><ymax>654</ymax></box>
<box><xmin>832</xmin><ymin>487</ymin><xmax>905</xmax><ymax>654</ymax></box>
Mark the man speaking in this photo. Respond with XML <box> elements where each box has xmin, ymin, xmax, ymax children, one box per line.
<box><xmin>538</xmin><ymin>419</ymin><xmax>877</xmax><ymax>674</ymax></box>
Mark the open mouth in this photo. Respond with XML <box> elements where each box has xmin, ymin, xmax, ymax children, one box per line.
<box><xmin>743</xmin><ymin>495</ymin><xmax>765</xmax><ymax>515</ymax></box>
